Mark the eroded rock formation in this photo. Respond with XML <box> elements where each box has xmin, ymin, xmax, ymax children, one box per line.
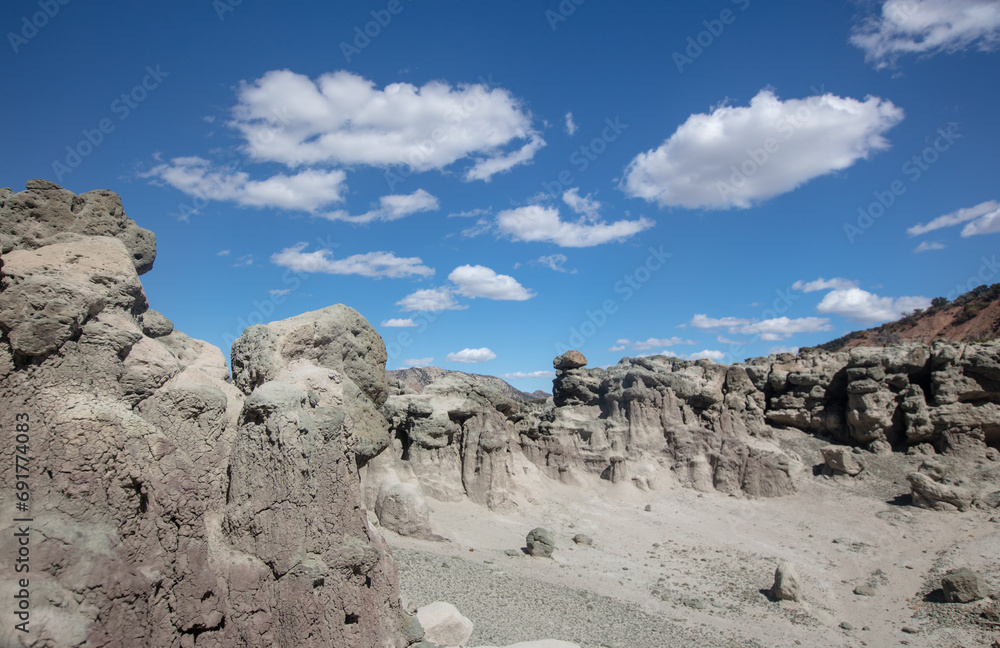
<box><xmin>0</xmin><ymin>181</ymin><xmax>410</xmax><ymax>648</ymax></box>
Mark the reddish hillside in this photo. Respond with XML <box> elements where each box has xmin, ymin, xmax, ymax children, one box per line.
<box><xmin>817</xmin><ymin>283</ymin><xmax>1000</xmax><ymax>352</ymax></box>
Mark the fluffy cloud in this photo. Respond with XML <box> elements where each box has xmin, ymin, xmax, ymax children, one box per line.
<box><xmin>537</xmin><ymin>254</ymin><xmax>575</xmax><ymax>273</ymax></box>
<box><xmin>737</xmin><ymin>317</ymin><xmax>834</xmax><ymax>341</ymax></box>
<box><xmin>448</xmin><ymin>265</ymin><xmax>535</xmax><ymax>300</ymax></box>
<box><xmin>231</xmin><ymin>70</ymin><xmax>543</xmax><ymax>181</ymax></box>
<box><xmin>402</xmin><ymin>357</ymin><xmax>434</xmax><ymax>368</ymax></box>
<box><xmin>446</xmin><ymin>347</ymin><xmax>497</xmax><ymax>363</ymax></box>
<box><xmin>611</xmin><ymin>337</ymin><xmax>696</xmax><ymax>352</ymax></box>
<box><xmin>396</xmin><ymin>287</ymin><xmax>466</xmax><ymax>312</ymax></box>
<box><xmin>914</xmin><ymin>241</ymin><xmax>946</xmax><ymax>252</ymax></box>
<box><xmin>663</xmin><ymin>349</ymin><xmax>726</xmax><ymax>362</ymax></box>
<box><xmin>323</xmin><ymin>189</ymin><xmax>439</xmax><ymax>223</ymax></box>
<box><xmin>961</xmin><ymin>210</ymin><xmax>1000</xmax><ymax>236</ymax></box>
<box><xmin>565</xmin><ymin>112</ymin><xmax>578</xmax><ymax>135</ymax></box>
<box><xmin>816</xmin><ymin>287</ymin><xmax>930</xmax><ymax>322</ymax></box>
<box><xmin>691</xmin><ymin>314</ymin><xmax>832</xmax><ymax>340</ymax></box>
<box><xmin>502</xmin><ymin>370</ymin><xmax>555</xmax><ymax>380</ymax></box>
<box><xmin>381</xmin><ymin>318</ymin><xmax>417</xmax><ymax>327</ymax></box>
<box><xmin>620</xmin><ymin>90</ymin><xmax>904</xmax><ymax>209</ymax></box>
<box><xmin>562</xmin><ymin>188</ymin><xmax>602</xmax><ymax>220</ymax></box>
<box><xmin>851</xmin><ymin>0</ymin><xmax>1000</xmax><ymax>69</ymax></box>
<box><xmin>142</xmin><ymin>157</ymin><xmax>347</xmax><ymax>212</ymax></box>
<box><xmin>271</xmin><ymin>243</ymin><xmax>433</xmax><ymax>278</ymax></box>
<box><xmin>690</xmin><ymin>314</ymin><xmax>752</xmax><ymax>329</ymax></box>
<box><xmin>792</xmin><ymin>277</ymin><xmax>858</xmax><ymax>292</ymax></box>
<box><xmin>496</xmin><ymin>204</ymin><xmax>653</xmax><ymax>247</ymax></box>
<box><xmin>907</xmin><ymin>200</ymin><xmax>1000</xmax><ymax>236</ymax></box>
<box><xmin>396</xmin><ymin>264</ymin><xmax>535</xmax><ymax>312</ymax></box>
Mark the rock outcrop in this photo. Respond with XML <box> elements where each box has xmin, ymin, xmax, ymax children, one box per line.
<box><xmin>0</xmin><ymin>181</ymin><xmax>409</xmax><ymax>648</ymax></box>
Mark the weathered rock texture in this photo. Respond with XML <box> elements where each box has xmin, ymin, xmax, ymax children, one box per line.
<box><xmin>0</xmin><ymin>181</ymin><xmax>409</xmax><ymax>648</ymax></box>
<box><xmin>370</xmin><ymin>342</ymin><xmax>1000</xmax><ymax>513</ymax></box>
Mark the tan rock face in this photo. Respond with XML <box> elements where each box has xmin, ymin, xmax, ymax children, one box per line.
<box><xmin>0</xmin><ymin>182</ymin><xmax>408</xmax><ymax>648</ymax></box>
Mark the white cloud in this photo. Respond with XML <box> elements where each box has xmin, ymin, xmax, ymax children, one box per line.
<box><xmin>769</xmin><ymin>346</ymin><xmax>800</xmax><ymax>355</ymax></box>
<box><xmin>142</xmin><ymin>157</ymin><xmax>347</xmax><ymax>211</ymax></box>
<box><xmin>233</xmin><ymin>254</ymin><xmax>254</xmax><ymax>267</ymax></box>
<box><xmin>464</xmin><ymin>134</ymin><xmax>546</xmax><ymax>182</ymax></box>
<box><xmin>621</xmin><ymin>89</ymin><xmax>904</xmax><ymax>209</ymax></box>
<box><xmin>691</xmin><ymin>314</ymin><xmax>832</xmax><ymax>340</ymax></box>
<box><xmin>382</xmin><ymin>318</ymin><xmax>417</xmax><ymax>327</ymax></box>
<box><xmin>460</xmin><ymin>218</ymin><xmax>494</xmax><ymax>238</ymax></box>
<box><xmin>816</xmin><ymin>287</ymin><xmax>930</xmax><ymax>322</ymax></box>
<box><xmin>690</xmin><ymin>314</ymin><xmax>752</xmax><ymax>329</ymax></box>
<box><xmin>663</xmin><ymin>349</ymin><xmax>726</xmax><ymax>362</ymax></box>
<box><xmin>231</xmin><ymin>70</ymin><xmax>543</xmax><ymax>181</ymax></box>
<box><xmin>502</xmin><ymin>370</ymin><xmax>555</xmax><ymax>380</ymax></box>
<box><xmin>448</xmin><ymin>208</ymin><xmax>490</xmax><ymax>219</ymax></box>
<box><xmin>537</xmin><ymin>253</ymin><xmax>575</xmax><ymax>273</ymax></box>
<box><xmin>962</xmin><ymin>210</ymin><xmax>1000</xmax><ymax>236</ymax></box>
<box><xmin>907</xmin><ymin>200</ymin><xmax>1000</xmax><ymax>236</ymax></box>
<box><xmin>268</xmin><ymin>288</ymin><xmax>292</xmax><ymax>297</ymax></box>
<box><xmin>446</xmin><ymin>347</ymin><xmax>497</xmax><ymax>363</ymax></box>
<box><xmin>217</xmin><ymin>249</ymin><xmax>231</xmax><ymax>256</ymax></box>
<box><xmin>271</xmin><ymin>243</ymin><xmax>434</xmax><ymax>278</ymax></box>
<box><xmin>401</xmin><ymin>357</ymin><xmax>434</xmax><ymax>368</ymax></box>
<box><xmin>565</xmin><ymin>112</ymin><xmax>578</xmax><ymax>135</ymax></box>
<box><xmin>851</xmin><ymin>0</ymin><xmax>1000</xmax><ymax>69</ymax></box>
<box><xmin>562</xmin><ymin>188</ymin><xmax>602</xmax><ymax>220</ymax></box>
<box><xmin>396</xmin><ymin>287</ymin><xmax>466</xmax><ymax>312</ymax></box>
<box><xmin>448</xmin><ymin>265</ymin><xmax>535</xmax><ymax>301</ymax></box>
<box><xmin>323</xmin><ymin>189</ymin><xmax>439</xmax><ymax>223</ymax></box>
<box><xmin>496</xmin><ymin>204</ymin><xmax>653</xmax><ymax>247</ymax></box>
<box><xmin>612</xmin><ymin>337</ymin><xmax>697</xmax><ymax>351</ymax></box>
<box><xmin>914</xmin><ymin>241</ymin><xmax>947</xmax><ymax>252</ymax></box>
<box><xmin>792</xmin><ymin>277</ymin><xmax>859</xmax><ymax>292</ymax></box>
<box><xmin>737</xmin><ymin>317</ymin><xmax>834</xmax><ymax>341</ymax></box>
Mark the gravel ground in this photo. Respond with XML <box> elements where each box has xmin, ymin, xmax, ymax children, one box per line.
<box><xmin>394</xmin><ymin>547</ymin><xmax>757</xmax><ymax>648</ymax></box>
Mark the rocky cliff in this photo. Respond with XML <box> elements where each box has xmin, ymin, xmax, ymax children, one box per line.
<box><xmin>369</xmin><ymin>342</ymin><xmax>999</xmax><ymax>521</ymax></box>
<box><xmin>0</xmin><ymin>181</ymin><xmax>411</xmax><ymax>648</ymax></box>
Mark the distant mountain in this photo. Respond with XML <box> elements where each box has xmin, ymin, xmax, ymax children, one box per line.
<box><xmin>816</xmin><ymin>282</ymin><xmax>1000</xmax><ymax>352</ymax></box>
<box><xmin>387</xmin><ymin>366</ymin><xmax>550</xmax><ymax>402</ymax></box>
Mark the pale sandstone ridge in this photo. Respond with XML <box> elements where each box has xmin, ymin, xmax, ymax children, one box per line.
<box><xmin>0</xmin><ymin>181</ymin><xmax>411</xmax><ymax>648</ymax></box>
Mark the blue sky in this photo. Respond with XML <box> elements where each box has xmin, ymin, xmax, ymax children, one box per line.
<box><xmin>3</xmin><ymin>0</ymin><xmax>999</xmax><ymax>393</ymax></box>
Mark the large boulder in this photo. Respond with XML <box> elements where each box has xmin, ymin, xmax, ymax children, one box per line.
<box><xmin>771</xmin><ymin>561</ymin><xmax>802</xmax><ymax>602</ymax></box>
<box><xmin>416</xmin><ymin>601</ymin><xmax>474</xmax><ymax>647</ymax></box>
<box><xmin>941</xmin><ymin>568</ymin><xmax>987</xmax><ymax>603</ymax></box>
<box><xmin>526</xmin><ymin>527</ymin><xmax>556</xmax><ymax>558</ymax></box>
<box><xmin>231</xmin><ymin>305</ymin><xmax>392</xmax><ymax>464</ymax></box>
<box><xmin>375</xmin><ymin>482</ymin><xmax>433</xmax><ymax>538</ymax></box>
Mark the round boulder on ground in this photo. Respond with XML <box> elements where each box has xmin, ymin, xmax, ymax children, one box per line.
<box><xmin>416</xmin><ymin>601</ymin><xmax>474</xmax><ymax>647</ymax></box>
<box><xmin>526</xmin><ymin>527</ymin><xmax>556</xmax><ymax>558</ymax></box>
<box><xmin>771</xmin><ymin>561</ymin><xmax>802</xmax><ymax>602</ymax></box>
<box><xmin>942</xmin><ymin>568</ymin><xmax>986</xmax><ymax>603</ymax></box>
